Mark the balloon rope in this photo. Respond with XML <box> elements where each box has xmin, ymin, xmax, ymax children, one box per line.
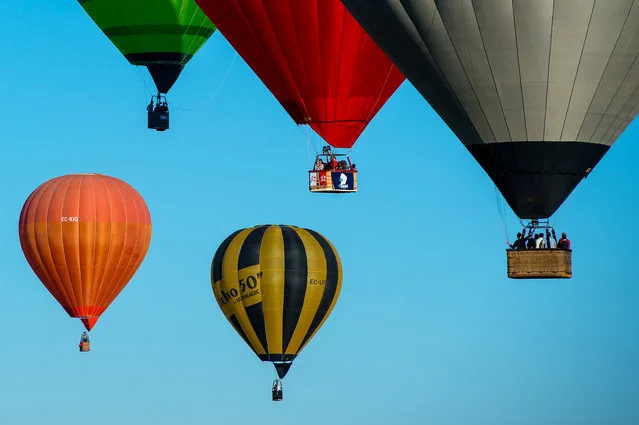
<box><xmin>359</xmin><ymin>64</ymin><xmax>397</xmax><ymax>135</ymax></box>
<box><xmin>297</xmin><ymin>125</ymin><xmax>319</xmax><ymax>155</ymax></box>
<box><xmin>551</xmin><ymin>209</ymin><xmax>560</xmax><ymax>230</ymax></box>
<box><xmin>171</xmin><ymin>52</ymin><xmax>239</xmax><ymax>112</ymax></box>
<box><xmin>307</xmin><ymin>126</ymin><xmax>311</xmax><ymax>164</ymax></box>
<box><xmin>181</xmin><ymin>6</ymin><xmax>207</xmax><ymax>62</ymax></box>
<box><xmin>494</xmin><ymin>185</ymin><xmax>510</xmax><ymax>246</ymax></box>
<box><xmin>135</xmin><ymin>67</ymin><xmax>154</xmax><ymax>98</ymax></box>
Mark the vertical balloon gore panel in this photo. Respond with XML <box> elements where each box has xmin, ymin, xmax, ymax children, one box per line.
<box><xmin>295</xmin><ymin>229</ymin><xmax>342</xmax><ymax>355</ymax></box>
<box><xmin>221</xmin><ymin>229</ymin><xmax>268</xmax><ymax>357</ymax></box>
<box><xmin>282</xmin><ymin>230</ymin><xmax>328</xmax><ymax>357</ymax></box>
<box><xmin>236</xmin><ymin>265</ymin><xmax>267</xmax><ymax>353</ymax></box>
<box><xmin>260</xmin><ymin>226</ymin><xmax>285</xmax><ymax>358</ymax></box>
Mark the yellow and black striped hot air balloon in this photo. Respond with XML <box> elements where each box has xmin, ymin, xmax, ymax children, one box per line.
<box><xmin>211</xmin><ymin>225</ymin><xmax>342</xmax><ymax>398</ymax></box>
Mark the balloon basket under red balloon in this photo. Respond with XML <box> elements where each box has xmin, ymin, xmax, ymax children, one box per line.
<box><xmin>79</xmin><ymin>342</ymin><xmax>90</xmax><ymax>352</ymax></box>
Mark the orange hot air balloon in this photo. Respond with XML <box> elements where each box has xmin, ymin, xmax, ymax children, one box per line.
<box><xmin>18</xmin><ymin>173</ymin><xmax>152</xmax><ymax>343</ymax></box>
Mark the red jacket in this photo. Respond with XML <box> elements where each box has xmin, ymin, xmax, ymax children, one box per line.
<box><xmin>558</xmin><ymin>237</ymin><xmax>571</xmax><ymax>250</ymax></box>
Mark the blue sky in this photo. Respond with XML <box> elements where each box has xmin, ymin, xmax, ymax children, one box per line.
<box><xmin>1</xmin><ymin>2</ymin><xmax>639</xmax><ymax>425</ymax></box>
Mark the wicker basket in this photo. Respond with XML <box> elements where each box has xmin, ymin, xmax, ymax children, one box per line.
<box><xmin>507</xmin><ymin>249</ymin><xmax>572</xmax><ymax>279</ymax></box>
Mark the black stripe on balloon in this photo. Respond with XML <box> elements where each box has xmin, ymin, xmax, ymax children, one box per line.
<box><xmin>238</xmin><ymin>226</ymin><xmax>268</xmax><ymax>269</ymax></box>
<box><xmin>299</xmin><ymin>229</ymin><xmax>338</xmax><ymax>350</ymax></box>
<box><xmin>281</xmin><ymin>226</ymin><xmax>308</xmax><ymax>354</ymax></box>
<box><xmin>258</xmin><ymin>354</ymin><xmax>297</xmax><ymax>362</ymax></box>
<box><xmin>124</xmin><ymin>52</ymin><xmax>192</xmax><ymax>65</ymax></box>
<box><xmin>238</xmin><ymin>226</ymin><xmax>269</xmax><ymax>354</ymax></box>
<box><xmin>229</xmin><ymin>314</ymin><xmax>252</xmax><ymax>351</ymax></box>
<box><xmin>468</xmin><ymin>141</ymin><xmax>609</xmax><ymax>219</ymax></box>
<box><xmin>211</xmin><ymin>230</ymin><xmax>242</xmax><ymax>283</ymax></box>
<box><xmin>102</xmin><ymin>25</ymin><xmax>216</xmax><ymax>38</ymax></box>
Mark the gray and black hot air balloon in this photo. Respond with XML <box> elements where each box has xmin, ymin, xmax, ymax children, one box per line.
<box><xmin>342</xmin><ymin>0</ymin><xmax>638</xmax><ymax>221</ymax></box>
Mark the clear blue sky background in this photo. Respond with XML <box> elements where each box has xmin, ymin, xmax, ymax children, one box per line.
<box><xmin>1</xmin><ymin>2</ymin><xmax>639</xmax><ymax>425</ymax></box>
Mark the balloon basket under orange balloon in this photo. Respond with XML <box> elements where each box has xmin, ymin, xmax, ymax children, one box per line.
<box><xmin>79</xmin><ymin>342</ymin><xmax>90</xmax><ymax>352</ymax></box>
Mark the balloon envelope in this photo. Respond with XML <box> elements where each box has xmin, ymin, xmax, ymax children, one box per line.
<box><xmin>211</xmin><ymin>225</ymin><xmax>342</xmax><ymax>378</ymax></box>
<box><xmin>195</xmin><ymin>0</ymin><xmax>405</xmax><ymax>148</ymax></box>
<box><xmin>19</xmin><ymin>174</ymin><xmax>152</xmax><ymax>331</ymax></box>
<box><xmin>342</xmin><ymin>0</ymin><xmax>639</xmax><ymax>218</ymax></box>
<box><xmin>78</xmin><ymin>0</ymin><xmax>216</xmax><ymax>93</ymax></box>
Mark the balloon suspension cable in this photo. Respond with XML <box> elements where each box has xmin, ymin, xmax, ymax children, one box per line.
<box><xmin>550</xmin><ymin>209</ymin><xmax>560</xmax><ymax>229</ymax></box>
<box><xmin>300</xmin><ymin>125</ymin><xmax>320</xmax><ymax>165</ymax></box>
<box><xmin>306</xmin><ymin>126</ymin><xmax>311</xmax><ymax>164</ymax></box>
<box><xmin>150</xmin><ymin>92</ymin><xmax>167</xmax><ymax>104</ymax></box>
<box><xmin>361</xmin><ymin>64</ymin><xmax>397</xmax><ymax>133</ymax></box>
<box><xmin>172</xmin><ymin>52</ymin><xmax>239</xmax><ymax>112</ymax></box>
<box><xmin>136</xmin><ymin>68</ymin><xmax>170</xmax><ymax>109</ymax></box>
<box><xmin>135</xmin><ymin>67</ymin><xmax>155</xmax><ymax>100</ymax></box>
<box><xmin>181</xmin><ymin>8</ymin><xmax>206</xmax><ymax>60</ymax></box>
<box><xmin>493</xmin><ymin>185</ymin><xmax>510</xmax><ymax>245</ymax></box>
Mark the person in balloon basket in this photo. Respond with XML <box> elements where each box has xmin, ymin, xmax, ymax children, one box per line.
<box><xmin>509</xmin><ymin>232</ymin><xmax>525</xmax><ymax>249</ymax></box>
<box><xmin>510</xmin><ymin>228</ymin><xmax>569</xmax><ymax>250</ymax></box>
<box><xmin>509</xmin><ymin>229</ymin><xmax>532</xmax><ymax>249</ymax></box>
<box><xmin>330</xmin><ymin>155</ymin><xmax>338</xmax><ymax>170</ymax></box>
<box><xmin>546</xmin><ymin>229</ymin><xmax>557</xmax><ymax>249</ymax></box>
<box><xmin>558</xmin><ymin>232</ymin><xmax>570</xmax><ymax>250</ymax></box>
<box><xmin>526</xmin><ymin>232</ymin><xmax>536</xmax><ymax>249</ymax></box>
<box><xmin>272</xmin><ymin>379</ymin><xmax>283</xmax><ymax>401</ymax></box>
<box><xmin>79</xmin><ymin>332</ymin><xmax>90</xmax><ymax>351</ymax></box>
<box><xmin>523</xmin><ymin>228</ymin><xmax>536</xmax><ymax>249</ymax></box>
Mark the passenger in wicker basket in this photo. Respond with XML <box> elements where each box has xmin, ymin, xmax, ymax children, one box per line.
<box><xmin>546</xmin><ymin>229</ymin><xmax>557</xmax><ymax>248</ymax></box>
<box><xmin>558</xmin><ymin>233</ymin><xmax>571</xmax><ymax>250</ymax></box>
<box><xmin>509</xmin><ymin>232</ymin><xmax>525</xmax><ymax>249</ymax></box>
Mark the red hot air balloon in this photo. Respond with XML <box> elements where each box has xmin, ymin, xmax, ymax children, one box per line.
<box><xmin>195</xmin><ymin>0</ymin><xmax>405</xmax><ymax>193</ymax></box>
<box><xmin>19</xmin><ymin>174</ymin><xmax>152</xmax><ymax>350</ymax></box>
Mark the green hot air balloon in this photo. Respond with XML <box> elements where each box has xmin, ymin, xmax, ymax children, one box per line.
<box><xmin>78</xmin><ymin>0</ymin><xmax>216</xmax><ymax>131</ymax></box>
